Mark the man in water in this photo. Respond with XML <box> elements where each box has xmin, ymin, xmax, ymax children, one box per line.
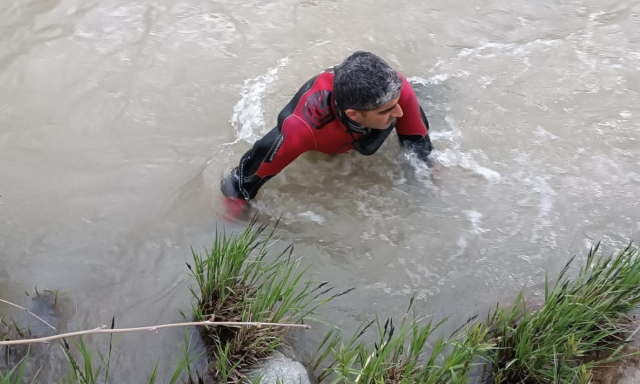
<box><xmin>221</xmin><ymin>51</ymin><xmax>434</xmax><ymax>217</ymax></box>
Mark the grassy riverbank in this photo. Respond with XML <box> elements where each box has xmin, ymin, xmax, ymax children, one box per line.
<box><xmin>3</xmin><ymin>218</ymin><xmax>640</xmax><ymax>383</ymax></box>
<box><xmin>186</xmin><ymin>217</ymin><xmax>349</xmax><ymax>383</ymax></box>
<box><xmin>309</xmin><ymin>242</ymin><xmax>640</xmax><ymax>383</ymax></box>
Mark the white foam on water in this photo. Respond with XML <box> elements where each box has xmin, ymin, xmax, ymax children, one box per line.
<box><xmin>408</xmin><ymin>71</ymin><xmax>470</xmax><ymax>86</ymax></box>
<box><xmin>229</xmin><ymin>58</ymin><xmax>289</xmax><ymax>144</ymax></box>
<box><xmin>532</xmin><ymin>176</ymin><xmax>556</xmax><ymax>220</ymax></box>
<box><xmin>408</xmin><ymin>74</ymin><xmax>450</xmax><ymax>85</ymax></box>
<box><xmin>430</xmin><ymin>130</ymin><xmax>455</xmax><ymax>142</ymax></box>
<box><xmin>407</xmin><ymin>38</ymin><xmax>562</xmax><ymax>102</ymax></box>
<box><xmin>465</xmin><ymin>210</ymin><xmax>486</xmax><ymax>235</ymax></box>
<box><xmin>533</xmin><ymin>126</ymin><xmax>559</xmax><ymax>140</ymax></box>
<box><xmin>458</xmin><ymin>39</ymin><xmax>560</xmax><ymax>60</ymax></box>
<box><xmin>298</xmin><ymin>211</ymin><xmax>326</xmax><ymax>225</ymax></box>
<box><xmin>454</xmin><ymin>210</ymin><xmax>487</xmax><ymax>257</ymax></box>
<box><xmin>402</xmin><ymin>151</ymin><xmax>436</xmax><ymax>186</ymax></box>
<box><xmin>365</xmin><ymin>281</ymin><xmax>436</xmax><ymax>299</ymax></box>
<box><xmin>620</xmin><ymin>111</ymin><xmax>632</xmax><ymax>118</ymax></box>
<box><xmin>478</xmin><ymin>75</ymin><xmax>496</xmax><ymax>87</ymax></box>
<box><xmin>512</xmin><ymin>164</ymin><xmax>558</xmax><ymax>245</ymax></box>
<box><xmin>404</xmin><ymin>79</ymin><xmax>503</xmax><ymax>184</ymax></box>
<box><xmin>436</xmin><ymin>148</ymin><xmax>501</xmax><ymax>182</ymax></box>
<box><xmin>432</xmin><ymin>113</ymin><xmax>502</xmax><ymax>182</ymax></box>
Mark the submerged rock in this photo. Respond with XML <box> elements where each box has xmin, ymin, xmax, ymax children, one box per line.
<box><xmin>28</xmin><ymin>289</ymin><xmax>62</xmax><ymax>336</ymax></box>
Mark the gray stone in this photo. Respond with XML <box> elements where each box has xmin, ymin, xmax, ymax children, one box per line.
<box><xmin>619</xmin><ymin>365</ymin><xmax>640</xmax><ymax>384</ymax></box>
<box><xmin>249</xmin><ymin>351</ymin><xmax>312</xmax><ymax>384</ymax></box>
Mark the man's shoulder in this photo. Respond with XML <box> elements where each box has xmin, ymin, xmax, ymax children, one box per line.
<box><xmin>397</xmin><ymin>72</ymin><xmax>419</xmax><ymax>104</ymax></box>
<box><xmin>298</xmin><ymin>70</ymin><xmax>334</xmax><ymax>94</ymax></box>
<box><xmin>288</xmin><ymin>71</ymin><xmax>335</xmax><ymax>130</ymax></box>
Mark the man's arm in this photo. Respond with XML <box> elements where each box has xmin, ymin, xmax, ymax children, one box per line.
<box><xmin>221</xmin><ymin>119</ymin><xmax>315</xmax><ymax>201</ymax></box>
<box><xmin>394</xmin><ymin>75</ymin><xmax>434</xmax><ymax>163</ymax></box>
<box><xmin>221</xmin><ymin>77</ymin><xmax>318</xmax><ymax>202</ymax></box>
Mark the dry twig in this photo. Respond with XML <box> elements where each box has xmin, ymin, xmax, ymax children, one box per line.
<box><xmin>0</xmin><ymin>317</ymin><xmax>310</xmax><ymax>346</ymax></box>
<box><xmin>0</xmin><ymin>298</ymin><xmax>57</xmax><ymax>332</ymax></box>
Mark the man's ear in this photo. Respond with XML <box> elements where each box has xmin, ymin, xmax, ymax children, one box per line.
<box><xmin>345</xmin><ymin>109</ymin><xmax>359</xmax><ymax>121</ymax></box>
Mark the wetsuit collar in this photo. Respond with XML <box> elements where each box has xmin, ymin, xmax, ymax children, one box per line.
<box><xmin>333</xmin><ymin>97</ymin><xmax>368</xmax><ymax>134</ymax></box>
<box><xmin>331</xmin><ymin>95</ymin><xmax>397</xmax><ymax>156</ymax></box>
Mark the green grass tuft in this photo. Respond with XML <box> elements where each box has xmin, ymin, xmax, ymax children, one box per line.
<box><xmin>0</xmin><ymin>351</ymin><xmax>30</xmax><ymax>384</ymax></box>
<box><xmin>312</xmin><ymin>300</ymin><xmax>494</xmax><ymax>384</ymax></box>
<box><xmin>484</xmin><ymin>242</ymin><xmax>640</xmax><ymax>383</ymax></box>
<box><xmin>187</xmin><ymin>215</ymin><xmax>346</xmax><ymax>383</ymax></box>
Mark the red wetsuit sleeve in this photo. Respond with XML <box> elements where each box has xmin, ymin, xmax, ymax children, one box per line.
<box><xmin>221</xmin><ymin>116</ymin><xmax>316</xmax><ymax>200</ymax></box>
<box><xmin>254</xmin><ymin>117</ymin><xmax>316</xmax><ymax>178</ymax></box>
<box><xmin>395</xmin><ymin>75</ymin><xmax>433</xmax><ymax>161</ymax></box>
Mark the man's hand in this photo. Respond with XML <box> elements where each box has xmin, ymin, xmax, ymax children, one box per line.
<box><xmin>220</xmin><ymin>170</ymin><xmax>249</xmax><ymax>220</ymax></box>
<box><xmin>426</xmin><ymin>156</ymin><xmax>442</xmax><ymax>178</ymax></box>
<box><xmin>222</xmin><ymin>196</ymin><xmax>248</xmax><ymax>221</ymax></box>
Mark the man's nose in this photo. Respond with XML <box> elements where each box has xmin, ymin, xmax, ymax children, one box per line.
<box><xmin>393</xmin><ymin>104</ymin><xmax>403</xmax><ymax>118</ymax></box>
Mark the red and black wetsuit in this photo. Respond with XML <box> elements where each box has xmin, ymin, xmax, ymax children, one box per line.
<box><xmin>221</xmin><ymin>70</ymin><xmax>433</xmax><ymax>201</ymax></box>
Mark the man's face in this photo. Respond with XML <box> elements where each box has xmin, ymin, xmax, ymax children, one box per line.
<box><xmin>346</xmin><ymin>96</ymin><xmax>404</xmax><ymax>130</ymax></box>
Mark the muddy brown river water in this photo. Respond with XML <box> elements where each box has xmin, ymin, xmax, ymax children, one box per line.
<box><xmin>2</xmin><ymin>0</ymin><xmax>640</xmax><ymax>381</ymax></box>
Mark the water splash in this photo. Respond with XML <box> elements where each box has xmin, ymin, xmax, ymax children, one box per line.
<box><xmin>229</xmin><ymin>58</ymin><xmax>290</xmax><ymax>144</ymax></box>
<box><xmin>298</xmin><ymin>211</ymin><xmax>326</xmax><ymax>224</ymax></box>
<box><xmin>454</xmin><ymin>210</ymin><xmax>488</xmax><ymax>257</ymax></box>
<box><xmin>533</xmin><ymin>126</ymin><xmax>559</xmax><ymax>140</ymax></box>
<box><xmin>458</xmin><ymin>39</ymin><xmax>560</xmax><ymax>60</ymax></box>
<box><xmin>408</xmin><ymin>71</ymin><xmax>470</xmax><ymax>86</ymax></box>
<box><xmin>435</xmin><ymin>148</ymin><xmax>501</xmax><ymax>181</ymax></box>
